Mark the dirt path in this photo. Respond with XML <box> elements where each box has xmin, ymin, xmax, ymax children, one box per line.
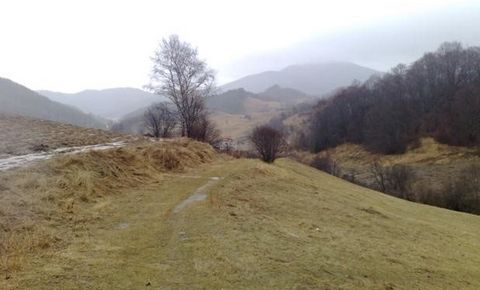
<box><xmin>14</xmin><ymin>161</ymin><xmax>229</xmax><ymax>289</ymax></box>
<box><xmin>0</xmin><ymin>141</ymin><xmax>125</xmax><ymax>171</ymax></box>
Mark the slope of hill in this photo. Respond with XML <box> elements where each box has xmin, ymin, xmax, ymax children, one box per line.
<box><xmin>206</xmin><ymin>88</ymin><xmax>255</xmax><ymax>114</ymax></box>
<box><xmin>221</xmin><ymin>62</ymin><xmax>380</xmax><ymax>95</ymax></box>
<box><xmin>0</xmin><ymin>113</ymin><xmax>131</xmax><ymax>157</ymax></box>
<box><xmin>38</xmin><ymin>87</ymin><xmax>163</xmax><ymax>120</ymax></box>
<box><xmin>206</xmin><ymin>88</ymin><xmax>287</xmax><ymax>115</ymax></box>
<box><xmin>0</xmin><ymin>78</ymin><xmax>107</xmax><ymax>129</ymax></box>
<box><xmin>205</xmin><ymin>86</ymin><xmax>312</xmax><ymax>144</ymax></box>
<box><xmin>113</xmin><ymin>86</ymin><xmax>292</xmax><ymax>138</ymax></box>
<box><xmin>2</xmin><ymin>144</ymin><xmax>480</xmax><ymax>289</ymax></box>
<box><xmin>210</xmin><ymin>110</ymin><xmax>278</xmax><ymax>144</ymax></box>
<box><xmin>257</xmin><ymin>84</ymin><xmax>313</xmax><ymax>104</ymax></box>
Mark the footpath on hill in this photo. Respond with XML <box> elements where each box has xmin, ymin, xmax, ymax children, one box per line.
<box><xmin>8</xmin><ymin>157</ymin><xmax>480</xmax><ymax>290</ymax></box>
<box><xmin>13</xmin><ymin>159</ymin><xmax>232</xmax><ymax>289</ymax></box>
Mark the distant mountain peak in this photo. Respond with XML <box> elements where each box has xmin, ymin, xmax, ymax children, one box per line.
<box><xmin>0</xmin><ymin>77</ymin><xmax>107</xmax><ymax>129</ymax></box>
<box><xmin>39</xmin><ymin>87</ymin><xmax>163</xmax><ymax>120</ymax></box>
<box><xmin>221</xmin><ymin>61</ymin><xmax>380</xmax><ymax>96</ymax></box>
<box><xmin>264</xmin><ymin>84</ymin><xmax>282</xmax><ymax>90</ymax></box>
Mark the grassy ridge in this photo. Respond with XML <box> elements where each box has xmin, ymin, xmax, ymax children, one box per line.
<box><xmin>1</xmin><ymin>143</ymin><xmax>479</xmax><ymax>289</ymax></box>
<box><xmin>0</xmin><ymin>113</ymin><xmax>127</xmax><ymax>156</ymax></box>
<box><xmin>0</xmin><ymin>139</ymin><xmax>216</xmax><ymax>288</ymax></box>
<box><xmin>167</xmin><ymin>159</ymin><xmax>480</xmax><ymax>289</ymax></box>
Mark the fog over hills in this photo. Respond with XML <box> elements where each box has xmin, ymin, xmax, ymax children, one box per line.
<box><xmin>221</xmin><ymin>5</ymin><xmax>480</xmax><ymax>83</ymax></box>
<box><xmin>221</xmin><ymin>62</ymin><xmax>380</xmax><ymax>95</ymax></box>
<box><xmin>39</xmin><ymin>88</ymin><xmax>164</xmax><ymax>120</ymax></box>
<box><xmin>0</xmin><ymin>77</ymin><xmax>107</xmax><ymax>129</ymax></box>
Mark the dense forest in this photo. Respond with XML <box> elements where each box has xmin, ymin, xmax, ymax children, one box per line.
<box><xmin>305</xmin><ymin>42</ymin><xmax>480</xmax><ymax>154</ymax></box>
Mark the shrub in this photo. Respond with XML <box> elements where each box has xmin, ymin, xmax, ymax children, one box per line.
<box><xmin>444</xmin><ymin>165</ymin><xmax>480</xmax><ymax>214</ymax></box>
<box><xmin>386</xmin><ymin>164</ymin><xmax>416</xmax><ymax>200</ymax></box>
<box><xmin>249</xmin><ymin>126</ymin><xmax>286</xmax><ymax>163</ymax></box>
<box><xmin>311</xmin><ymin>154</ymin><xmax>340</xmax><ymax>176</ymax></box>
<box><xmin>370</xmin><ymin>162</ymin><xmax>415</xmax><ymax>199</ymax></box>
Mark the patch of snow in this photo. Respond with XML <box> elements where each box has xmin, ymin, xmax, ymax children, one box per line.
<box><xmin>0</xmin><ymin>141</ymin><xmax>125</xmax><ymax>172</ymax></box>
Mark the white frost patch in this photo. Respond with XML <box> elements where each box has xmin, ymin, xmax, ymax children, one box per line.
<box><xmin>0</xmin><ymin>141</ymin><xmax>125</xmax><ymax>172</ymax></box>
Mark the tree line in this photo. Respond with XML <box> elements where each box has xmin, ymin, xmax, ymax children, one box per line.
<box><xmin>305</xmin><ymin>42</ymin><xmax>480</xmax><ymax>154</ymax></box>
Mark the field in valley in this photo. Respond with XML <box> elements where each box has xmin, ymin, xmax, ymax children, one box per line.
<box><xmin>210</xmin><ymin>110</ymin><xmax>279</xmax><ymax>148</ymax></box>
<box><xmin>1</xmin><ymin>138</ymin><xmax>480</xmax><ymax>289</ymax></box>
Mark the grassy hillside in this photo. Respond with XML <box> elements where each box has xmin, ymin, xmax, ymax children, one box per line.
<box><xmin>0</xmin><ymin>113</ymin><xmax>130</xmax><ymax>156</ymax></box>
<box><xmin>0</xmin><ymin>78</ymin><xmax>107</xmax><ymax>129</ymax></box>
<box><xmin>306</xmin><ymin>138</ymin><xmax>480</xmax><ymax>191</ymax></box>
<box><xmin>257</xmin><ymin>84</ymin><xmax>313</xmax><ymax>104</ymax></box>
<box><xmin>207</xmin><ymin>86</ymin><xmax>311</xmax><ymax>115</ymax></box>
<box><xmin>1</xmin><ymin>140</ymin><xmax>479</xmax><ymax>289</ymax></box>
<box><xmin>210</xmin><ymin>110</ymin><xmax>279</xmax><ymax>148</ymax></box>
<box><xmin>207</xmin><ymin>86</ymin><xmax>307</xmax><ymax>143</ymax></box>
<box><xmin>206</xmin><ymin>88</ymin><xmax>255</xmax><ymax>114</ymax></box>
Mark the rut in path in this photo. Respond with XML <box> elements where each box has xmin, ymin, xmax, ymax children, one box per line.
<box><xmin>172</xmin><ymin>176</ymin><xmax>221</xmax><ymax>214</ymax></box>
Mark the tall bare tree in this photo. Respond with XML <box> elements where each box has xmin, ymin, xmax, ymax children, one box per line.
<box><xmin>148</xmin><ymin>35</ymin><xmax>215</xmax><ymax>138</ymax></box>
<box><xmin>144</xmin><ymin>102</ymin><xmax>178</xmax><ymax>138</ymax></box>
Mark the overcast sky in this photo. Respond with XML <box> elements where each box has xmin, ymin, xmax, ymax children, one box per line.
<box><xmin>0</xmin><ymin>0</ymin><xmax>479</xmax><ymax>92</ymax></box>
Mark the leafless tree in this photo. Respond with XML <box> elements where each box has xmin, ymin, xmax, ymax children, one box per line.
<box><xmin>386</xmin><ymin>164</ymin><xmax>415</xmax><ymax>200</ymax></box>
<box><xmin>311</xmin><ymin>153</ymin><xmax>340</xmax><ymax>176</ymax></box>
<box><xmin>370</xmin><ymin>161</ymin><xmax>415</xmax><ymax>199</ymax></box>
<box><xmin>250</xmin><ymin>126</ymin><xmax>286</xmax><ymax>163</ymax></box>
<box><xmin>445</xmin><ymin>164</ymin><xmax>480</xmax><ymax>213</ymax></box>
<box><xmin>190</xmin><ymin>110</ymin><xmax>221</xmax><ymax>147</ymax></box>
<box><xmin>144</xmin><ymin>102</ymin><xmax>178</xmax><ymax>138</ymax></box>
<box><xmin>307</xmin><ymin>42</ymin><xmax>480</xmax><ymax>154</ymax></box>
<box><xmin>370</xmin><ymin>161</ymin><xmax>387</xmax><ymax>192</ymax></box>
<box><xmin>148</xmin><ymin>35</ymin><xmax>215</xmax><ymax>138</ymax></box>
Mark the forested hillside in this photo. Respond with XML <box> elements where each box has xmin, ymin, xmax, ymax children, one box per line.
<box><xmin>301</xmin><ymin>42</ymin><xmax>480</xmax><ymax>154</ymax></box>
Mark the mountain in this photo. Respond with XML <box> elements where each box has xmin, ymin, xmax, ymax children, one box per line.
<box><xmin>256</xmin><ymin>85</ymin><xmax>313</xmax><ymax>104</ymax></box>
<box><xmin>38</xmin><ymin>87</ymin><xmax>163</xmax><ymax>120</ymax></box>
<box><xmin>207</xmin><ymin>85</ymin><xmax>311</xmax><ymax>115</ymax></box>
<box><xmin>206</xmin><ymin>88</ymin><xmax>256</xmax><ymax>114</ymax></box>
<box><xmin>0</xmin><ymin>77</ymin><xmax>107</xmax><ymax>129</ymax></box>
<box><xmin>221</xmin><ymin>62</ymin><xmax>380</xmax><ymax>95</ymax></box>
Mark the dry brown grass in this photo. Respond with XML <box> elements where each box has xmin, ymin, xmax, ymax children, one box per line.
<box><xmin>302</xmin><ymin>138</ymin><xmax>480</xmax><ymax>203</ymax></box>
<box><xmin>0</xmin><ymin>138</ymin><xmax>216</xmax><ymax>287</ymax></box>
<box><xmin>1</xmin><ymin>149</ymin><xmax>480</xmax><ymax>289</ymax></box>
<box><xmin>210</xmin><ymin>111</ymin><xmax>280</xmax><ymax>149</ymax></box>
<box><xmin>0</xmin><ymin>113</ymin><xmax>134</xmax><ymax>156</ymax></box>
<box><xmin>15</xmin><ymin>157</ymin><xmax>477</xmax><ymax>289</ymax></box>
